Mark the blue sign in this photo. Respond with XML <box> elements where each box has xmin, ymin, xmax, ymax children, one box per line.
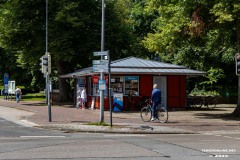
<box><xmin>113</xmin><ymin>93</ymin><xmax>123</xmax><ymax>112</ymax></box>
<box><xmin>99</xmin><ymin>80</ymin><xmax>106</xmax><ymax>90</ymax></box>
<box><xmin>4</xmin><ymin>73</ymin><xmax>9</xmax><ymax>94</ymax></box>
<box><xmin>125</xmin><ymin>76</ymin><xmax>139</xmax><ymax>81</ymax></box>
<box><xmin>4</xmin><ymin>73</ymin><xmax>9</xmax><ymax>84</ymax></box>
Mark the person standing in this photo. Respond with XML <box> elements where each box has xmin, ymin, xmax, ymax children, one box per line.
<box><xmin>81</xmin><ymin>88</ymin><xmax>87</xmax><ymax>110</ymax></box>
<box><xmin>15</xmin><ymin>87</ymin><xmax>22</xmax><ymax>103</ymax></box>
<box><xmin>151</xmin><ymin>84</ymin><xmax>161</xmax><ymax>121</ymax></box>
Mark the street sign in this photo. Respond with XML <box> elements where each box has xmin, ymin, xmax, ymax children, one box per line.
<box><xmin>92</xmin><ymin>64</ymin><xmax>108</xmax><ymax>72</ymax></box>
<box><xmin>92</xmin><ymin>60</ymin><xmax>108</xmax><ymax>65</ymax></box>
<box><xmin>93</xmin><ymin>51</ymin><xmax>109</xmax><ymax>56</ymax></box>
<box><xmin>99</xmin><ymin>80</ymin><xmax>106</xmax><ymax>90</ymax></box>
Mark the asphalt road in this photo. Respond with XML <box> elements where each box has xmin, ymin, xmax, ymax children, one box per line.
<box><xmin>0</xmin><ymin>118</ymin><xmax>239</xmax><ymax>160</ymax></box>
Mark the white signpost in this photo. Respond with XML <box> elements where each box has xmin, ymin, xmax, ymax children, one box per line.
<box><xmin>92</xmin><ymin>52</ymin><xmax>109</xmax><ymax>73</ymax></box>
<box><xmin>93</xmin><ymin>50</ymin><xmax>109</xmax><ymax>123</ymax></box>
<box><xmin>93</xmin><ymin>51</ymin><xmax>109</xmax><ymax>56</ymax></box>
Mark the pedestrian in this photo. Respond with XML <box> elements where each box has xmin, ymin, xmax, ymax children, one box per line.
<box><xmin>81</xmin><ymin>88</ymin><xmax>87</xmax><ymax>110</ymax></box>
<box><xmin>15</xmin><ymin>87</ymin><xmax>22</xmax><ymax>103</ymax></box>
<box><xmin>151</xmin><ymin>84</ymin><xmax>161</xmax><ymax>121</ymax></box>
<box><xmin>76</xmin><ymin>90</ymin><xmax>82</xmax><ymax>109</ymax></box>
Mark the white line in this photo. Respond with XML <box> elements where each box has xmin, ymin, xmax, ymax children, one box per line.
<box><xmin>20</xmin><ymin>136</ymin><xmax>65</xmax><ymax>138</ymax></box>
<box><xmin>200</xmin><ymin>140</ymin><xmax>224</xmax><ymax>142</ymax></box>
<box><xmin>104</xmin><ymin>134</ymin><xmax>146</xmax><ymax>137</ymax></box>
<box><xmin>223</xmin><ymin>136</ymin><xmax>233</xmax><ymax>139</ymax></box>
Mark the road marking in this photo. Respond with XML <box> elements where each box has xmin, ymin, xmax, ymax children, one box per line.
<box><xmin>200</xmin><ymin>140</ymin><xmax>224</xmax><ymax>142</ymax></box>
<box><xmin>223</xmin><ymin>136</ymin><xmax>233</xmax><ymax>139</ymax></box>
<box><xmin>203</xmin><ymin>133</ymin><xmax>240</xmax><ymax>140</ymax></box>
<box><xmin>20</xmin><ymin>136</ymin><xmax>65</xmax><ymax>138</ymax></box>
<box><xmin>104</xmin><ymin>134</ymin><xmax>146</xmax><ymax>137</ymax></box>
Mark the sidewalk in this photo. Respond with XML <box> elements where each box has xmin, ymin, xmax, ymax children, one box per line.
<box><xmin>0</xmin><ymin>99</ymin><xmax>239</xmax><ymax>134</ymax></box>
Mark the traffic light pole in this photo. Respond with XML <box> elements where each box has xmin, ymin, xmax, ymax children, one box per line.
<box><xmin>99</xmin><ymin>0</ymin><xmax>105</xmax><ymax>123</ymax></box>
<box><xmin>46</xmin><ymin>0</ymin><xmax>51</xmax><ymax>122</ymax></box>
<box><xmin>238</xmin><ymin>76</ymin><xmax>240</xmax><ymax>104</ymax></box>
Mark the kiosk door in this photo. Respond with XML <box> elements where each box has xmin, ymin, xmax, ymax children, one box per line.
<box><xmin>153</xmin><ymin>76</ymin><xmax>167</xmax><ymax>109</ymax></box>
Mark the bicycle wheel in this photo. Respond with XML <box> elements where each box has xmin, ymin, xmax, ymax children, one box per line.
<box><xmin>193</xmin><ymin>97</ymin><xmax>203</xmax><ymax>108</ymax></box>
<box><xmin>140</xmin><ymin>107</ymin><xmax>151</xmax><ymax>122</ymax></box>
<box><xmin>157</xmin><ymin>107</ymin><xmax>168</xmax><ymax>123</ymax></box>
<box><xmin>207</xmin><ymin>98</ymin><xmax>217</xmax><ymax>109</ymax></box>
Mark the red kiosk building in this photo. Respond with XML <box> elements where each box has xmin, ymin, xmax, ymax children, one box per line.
<box><xmin>61</xmin><ymin>57</ymin><xmax>205</xmax><ymax>111</ymax></box>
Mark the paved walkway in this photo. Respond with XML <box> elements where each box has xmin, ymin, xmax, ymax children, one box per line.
<box><xmin>0</xmin><ymin>99</ymin><xmax>239</xmax><ymax>134</ymax></box>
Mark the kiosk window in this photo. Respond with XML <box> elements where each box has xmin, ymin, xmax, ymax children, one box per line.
<box><xmin>111</xmin><ymin>76</ymin><xmax>123</xmax><ymax>93</ymax></box>
<box><xmin>124</xmin><ymin>76</ymin><xmax>139</xmax><ymax>96</ymax></box>
<box><xmin>90</xmin><ymin>76</ymin><xmax>99</xmax><ymax>96</ymax></box>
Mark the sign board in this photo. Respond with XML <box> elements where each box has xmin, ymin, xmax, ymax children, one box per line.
<box><xmin>92</xmin><ymin>60</ymin><xmax>108</xmax><ymax>65</ymax></box>
<box><xmin>99</xmin><ymin>80</ymin><xmax>106</xmax><ymax>90</ymax></box>
<box><xmin>113</xmin><ymin>93</ymin><xmax>123</xmax><ymax>112</ymax></box>
<box><xmin>92</xmin><ymin>64</ymin><xmax>108</xmax><ymax>72</ymax></box>
<box><xmin>8</xmin><ymin>81</ymin><xmax>16</xmax><ymax>94</ymax></box>
<box><xmin>93</xmin><ymin>51</ymin><xmax>109</xmax><ymax>56</ymax></box>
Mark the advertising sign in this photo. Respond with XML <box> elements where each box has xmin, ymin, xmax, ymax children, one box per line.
<box><xmin>8</xmin><ymin>81</ymin><xmax>16</xmax><ymax>94</ymax></box>
<box><xmin>113</xmin><ymin>93</ymin><xmax>123</xmax><ymax>112</ymax></box>
<box><xmin>3</xmin><ymin>73</ymin><xmax>9</xmax><ymax>94</ymax></box>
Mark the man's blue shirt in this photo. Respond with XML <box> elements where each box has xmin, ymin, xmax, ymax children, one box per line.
<box><xmin>151</xmin><ymin>88</ymin><xmax>161</xmax><ymax>103</ymax></box>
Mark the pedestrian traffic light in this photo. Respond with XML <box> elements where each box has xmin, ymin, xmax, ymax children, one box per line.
<box><xmin>236</xmin><ymin>53</ymin><xmax>240</xmax><ymax>75</ymax></box>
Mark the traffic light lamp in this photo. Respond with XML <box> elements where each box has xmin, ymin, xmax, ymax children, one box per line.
<box><xmin>236</xmin><ymin>53</ymin><xmax>240</xmax><ymax>75</ymax></box>
<box><xmin>40</xmin><ymin>56</ymin><xmax>47</xmax><ymax>74</ymax></box>
<box><xmin>39</xmin><ymin>54</ymin><xmax>51</xmax><ymax>74</ymax></box>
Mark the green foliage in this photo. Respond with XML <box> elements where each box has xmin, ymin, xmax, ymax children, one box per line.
<box><xmin>0</xmin><ymin>0</ymin><xmax>137</xmax><ymax>94</ymax></box>
<box><xmin>189</xmin><ymin>87</ymin><xmax>220</xmax><ymax>96</ymax></box>
<box><xmin>200</xmin><ymin>68</ymin><xmax>225</xmax><ymax>86</ymax></box>
<box><xmin>21</xmin><ymin>93</ymin><xmax>45</xmax><ymax>101</ymax></box>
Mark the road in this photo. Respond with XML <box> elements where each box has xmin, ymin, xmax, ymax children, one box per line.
<box><xmin>0</xmin><ymin>118</ymin><xmax>239</xmax><ymax>160</ymax></box>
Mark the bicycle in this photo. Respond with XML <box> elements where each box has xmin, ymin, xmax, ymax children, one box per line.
<box><xmin>187</xmin><ymin>96</ymin><xmax>217</xmax><ymax>109</ymax></box>
<box><xmin>140</xmin><ymin>99</ymin><xmax>168</xmax><ymax>123</ymax></box>
<box><xmin>187</xmin><ymin>96</ymin><xmax>203</xmax><ymax>108</ymax></box>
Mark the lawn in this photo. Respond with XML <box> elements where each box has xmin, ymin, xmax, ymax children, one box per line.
<box><xmin>0</xmin><ymin>93</ymin><xmax>45</xmax><ymax>101</ymax></box>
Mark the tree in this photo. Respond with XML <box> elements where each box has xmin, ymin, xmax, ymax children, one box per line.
<box><xmin>130</xmin><ymin>0</ymin><xmax>240</xmax><ymax>115</ymax></box>
<box><xmin>0</xmin><ymin>0</ymin><xmax>137</xmax><ymax>101</ymax></box>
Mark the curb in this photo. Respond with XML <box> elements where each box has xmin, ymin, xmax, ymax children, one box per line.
<box><xmin>39</xmin><ymin>123</ymin><xmax>197</xmax><ymax>134</ymax></box>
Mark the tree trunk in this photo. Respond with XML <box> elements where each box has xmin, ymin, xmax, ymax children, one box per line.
<box><xmin>57</xmin><ymin>61</ymin><xmax>68</xmax><ymax>102</ymax></box>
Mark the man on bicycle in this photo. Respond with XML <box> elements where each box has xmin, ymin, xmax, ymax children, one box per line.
<box><xmin>151</xmin><ymin>84</ymin><xmax>161</xmax><ymax>121</ymax></box>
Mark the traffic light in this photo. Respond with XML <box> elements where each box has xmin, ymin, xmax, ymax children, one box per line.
<box><xmin>39</xmin><ymin>54</ymin><xmax>51</xmax><ymax>74</ymax></box>
<box><xmin>236</xmin><ymin>53</ymin><xmax>240</xmax><ymax>75</ymax></box>
<box><xmin>40</xmin><ymin>56</ymin><xmax>47</xmax><ymax>74</ymax></box>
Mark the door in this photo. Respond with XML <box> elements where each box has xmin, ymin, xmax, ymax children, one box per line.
<box><xmin>153</xmin><ymin>76</ymin><xmax>167</xmax><ymax>109</ymax></box>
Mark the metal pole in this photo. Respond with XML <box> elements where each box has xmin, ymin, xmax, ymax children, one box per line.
<box><xmin>108</xmin><ymin>52</ymin><xmax>112</xmax><ymax>127</ymax></box>
<box><xmin>46</xmin><ymin>0</ymin><xmax>51</xmax><ymax>122</ymax></box>
<box><xmin>46</xmin><ymin>0</ymin><xmax>48</xmax><ymax>52</ymax></box>
<box><xmin>238</xmin><ymin>76</ymin><xmax>240</xmax><ymax>104</ymax></box>
<box><xmin>100</xmin><ymin>0</ymin><xmax>105</xmax><ymax>122</ymax></box>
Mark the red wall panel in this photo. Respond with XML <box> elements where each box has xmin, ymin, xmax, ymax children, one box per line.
<box><xmin>140</xmin><ymin>75</ymin><xmax>152</xmax><ymax>97</ymax></box>
<box><xmin>167</xmin><ymin>75</ymin><xmax>186</xmax><ymax>109</ymax></box>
